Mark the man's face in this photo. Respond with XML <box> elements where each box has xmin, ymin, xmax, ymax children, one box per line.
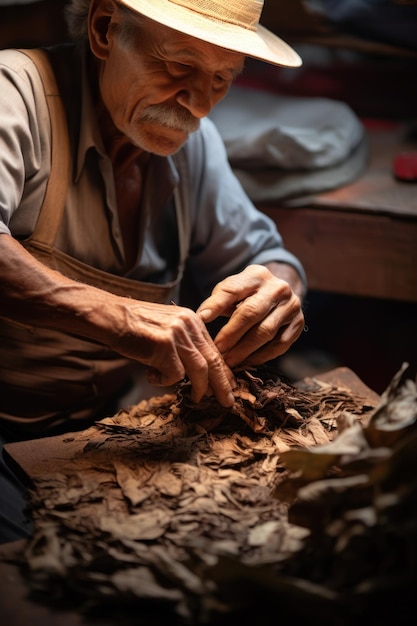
<box><xmin>97</xmin><ymin>14</ymin><xmax>245</xmax><ymax>156</ymax></box>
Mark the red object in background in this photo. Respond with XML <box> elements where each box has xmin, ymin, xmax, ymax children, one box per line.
<box><xmin>393</xmin><ymin>151</ymin><xmax>417</xmax><ymax>181</ymax></box>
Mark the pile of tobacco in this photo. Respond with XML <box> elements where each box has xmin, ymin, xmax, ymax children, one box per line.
<box><xmin>3</xmin><ymin>364</ymin><xmax>417</xmax><ymax>625</ymax></box>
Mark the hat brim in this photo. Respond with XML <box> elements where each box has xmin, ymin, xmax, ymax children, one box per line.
<box><xmin>118</xmin><ymin>0</ymin><xmax>302</xmax><ymax>68</ymax></box>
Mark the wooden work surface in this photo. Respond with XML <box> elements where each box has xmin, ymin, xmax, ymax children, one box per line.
<box><xmin>0</xmin><ymin>367</ymin><xmax>380</xmax><ymax>626</ymax></box>
<box><xmin>260</xmin><ymin>124</ymin><xmax>417</xmax><ymax>302</ymax></box>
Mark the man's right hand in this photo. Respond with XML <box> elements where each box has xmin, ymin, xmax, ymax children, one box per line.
<box><xmin>110</xmin><ymin>299</ymin><xmax>236</xmax><ymax>407</ymax></box>
<box><xmin>0</xmin><ymin>235</ymin><xmax>236</xmax><ymax>408</ymax></box>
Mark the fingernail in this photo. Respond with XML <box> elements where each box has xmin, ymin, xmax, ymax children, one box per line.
<box><xmin>225</xmin><ymin>391</ymin><xmax>235</xmax><ymax>407</ymax></box>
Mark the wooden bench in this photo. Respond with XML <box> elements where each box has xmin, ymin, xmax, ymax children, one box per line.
<box><xmin>259</xmin><ymin>122</ymin><xmax>417</xmax><ymax>303</ymax></box>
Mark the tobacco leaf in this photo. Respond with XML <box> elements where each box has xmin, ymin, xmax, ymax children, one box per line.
<box><xmin>274</xmin><ymin>363</ymin><xmax>417</xmax><ymax>620</ymax></box>
<box><xmin>2</xmin><ymin>366</ymin><xmax>385</xmax><ymax>624</ymax></box>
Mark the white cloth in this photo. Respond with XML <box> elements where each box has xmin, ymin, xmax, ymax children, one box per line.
<box><xmin>209</xmin><ymin>84</ymin><xmax>364</xmax><ymax>171</ymax></box>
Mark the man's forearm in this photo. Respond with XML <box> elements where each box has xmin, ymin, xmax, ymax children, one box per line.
<box><xmin>0</xmin><ymin>234</ymin><xmax>237</xmax><ymax>406</ymax></box>
<box><xmin>0</xmin><ymin>233</ymin><xmax>121</xmax><ymax>343</ymax></box>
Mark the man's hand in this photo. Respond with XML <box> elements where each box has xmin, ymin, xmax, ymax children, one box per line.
<box><xmin>196</xmin><ymin>263</ymin><xmax>305</xmax><ymax>368</ymax></box>
<box><xmin>110</xmin><ymin>300</ymin><xmax>236</xmax><ymax>407</ymax></box>
<box><xmin>0</xmin><ymin>235</ymin><xmax>236</xmax><ymax>409</ymax></box>
<box><xmin>0</xmin><ymin>238</ymin><xmax>301</xmax><ymax>410</ymax></box>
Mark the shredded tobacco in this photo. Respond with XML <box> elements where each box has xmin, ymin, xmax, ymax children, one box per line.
<box><xmin>2</xmin><ymin>364</ymin><xmax>416</xmax><ymax>625</ymax></box>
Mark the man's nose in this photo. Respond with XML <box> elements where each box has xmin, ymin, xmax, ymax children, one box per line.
<box><xmin>176</xmin><ymin>79</ymin><xmax>219</xmax><ymax>119</ymax></box>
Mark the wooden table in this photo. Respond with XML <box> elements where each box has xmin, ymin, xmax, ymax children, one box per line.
<box><xmin>0</xmin><ymin>367</ymin><xmax>380</xmax><ymax>626</ymax></box>
<box><xmin>260</xmin><ymin>124</ymin><xmax>417</xmax><ymax>303</ymax></box>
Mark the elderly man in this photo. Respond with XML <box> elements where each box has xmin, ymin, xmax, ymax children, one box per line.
<box><xmin>0</xmin><ymin>0</ymin><xmax>305</xmax><ymax>540</ymax></box>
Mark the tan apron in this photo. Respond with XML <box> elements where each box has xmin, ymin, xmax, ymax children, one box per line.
<box><xmin>0</xmin><ymin>49</ymin><xmax>191</xmax><ymax>433</ymax></box>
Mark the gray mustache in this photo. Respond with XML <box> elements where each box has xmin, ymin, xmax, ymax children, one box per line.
<box><xmin>140</xmin><ymin>104</ymin><xmax>200</xmax><ymax>133</ymax></box>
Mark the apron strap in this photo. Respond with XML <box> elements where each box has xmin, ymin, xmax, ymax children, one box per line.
<box><xmin>18</xmin><ymin>48</ymin><xmax>70</xmax><ymax>247</ymax></box>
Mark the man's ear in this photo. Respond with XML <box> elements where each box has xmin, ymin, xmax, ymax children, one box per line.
<box><xmin>88</xmin><ymin>0</ymin><xmax>117</xmax><ymax>60</ymax></box>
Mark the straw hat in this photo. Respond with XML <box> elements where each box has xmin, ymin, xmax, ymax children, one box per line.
<box><xmin>118</xmin><ymin>0</ymin><xmax>302</xmax><ymax>67</ymax></box>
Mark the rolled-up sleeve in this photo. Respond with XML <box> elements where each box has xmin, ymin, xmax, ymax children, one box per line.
<box><xmin>0</xmin><ymin>50</ymin><xmax>50</xmax><ymax>238</ymax></box>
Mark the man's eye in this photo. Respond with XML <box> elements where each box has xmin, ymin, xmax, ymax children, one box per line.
<box><xmin>213</xmin><ymin>74</ymin><xmax>230</xmax><ymax>90</ymax></box>
<box><xmin>214</xmin><ymin>74</ymin><xmax>227</xmax><ymax>85</ymax></box>
<box><xmin>168</xmin><ymin>62</ymin><xmax>191</xmax><ymax>76</ymax></box>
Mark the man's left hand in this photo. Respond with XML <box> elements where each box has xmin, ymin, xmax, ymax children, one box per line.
<box><xmin>197</xmin><ymin>263</ymin><xmax>305</xmax><ymax>368</ymax></box>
